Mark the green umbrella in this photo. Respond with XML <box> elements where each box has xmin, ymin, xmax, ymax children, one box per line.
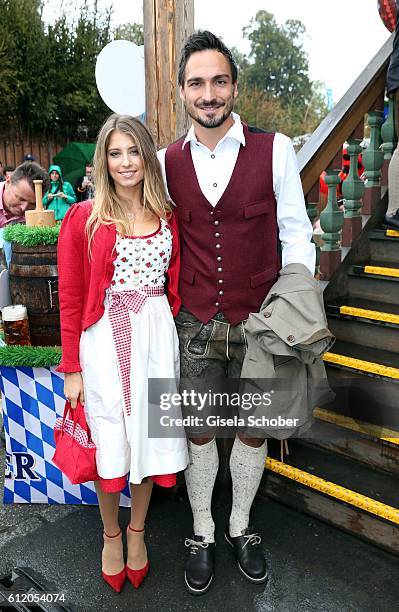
<box><xmin>53</xmin><ymin>142</ymin><xmax>96</xmax><ymax>186</ymax></box>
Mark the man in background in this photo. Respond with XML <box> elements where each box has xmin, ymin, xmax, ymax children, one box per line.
<box><xmin>0</xmin><ymin>161</ymin><xmax>49</xmax><ymax>228</ymax></box>
<box><xmin>75</xmin><ymin>161</ymin><xmax>94</xmax><ymax>202</ymax></box>
<box><xmin>4</xmin><ymin>166</ymin><xmax>15</xmax><ymax>180</ymax></box>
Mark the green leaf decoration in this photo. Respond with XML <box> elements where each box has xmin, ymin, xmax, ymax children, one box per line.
<box><xmin>0</xmin><ymin>345</ymin><xmax>62</xmax><ymax>367</ymax></box>
<box><xmin>3</xmin><ymin>224</ymin><xmax>60</xmax><ymax>247</ymax></box>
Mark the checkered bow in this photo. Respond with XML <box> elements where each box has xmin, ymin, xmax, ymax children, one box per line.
<box><xmin>108</xmin><ymin>287</ymin><xmax>164</xmax><ymax>416</ymax></box>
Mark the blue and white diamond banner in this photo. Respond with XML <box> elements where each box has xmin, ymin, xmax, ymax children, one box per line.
<box><xmin>0</xmin><ymin>366</ymin><xmax>130</xmax><ymax>506</ymax></box>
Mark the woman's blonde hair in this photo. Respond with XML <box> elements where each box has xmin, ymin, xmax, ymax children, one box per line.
<box><xmin>86</xmin><ymin>114</ymin><xmax>171</xmax><ymax>250</ymax></box>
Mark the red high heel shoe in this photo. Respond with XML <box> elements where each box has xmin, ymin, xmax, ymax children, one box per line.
<box><xmin>102</xmin><ymin>529</ymin><xmax>127</xmax><ymax>593</ymax></box>
<box><xmin>126</xmin><ymin>524</ymin><xmax>149</xmax><ymax>588</ymax></box>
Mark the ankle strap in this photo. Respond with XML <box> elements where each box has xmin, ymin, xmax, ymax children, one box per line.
<box><xmin>104</xmin><ymin>529</ymin><xmax>121</xmax><ymax>538</ymax></box>
<box><xmin>128</xmin><ymin>524</ymin><xmax>145</xmax><ymax>533</ymax></box>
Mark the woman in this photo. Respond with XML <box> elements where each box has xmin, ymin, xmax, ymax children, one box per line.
<box><xmin>56</xmin><ymin>114</ymin><xmax>188</xmax><ymax>592</ymax></box>
<box><xmin>43</xmin><ymin>164</ymin><xmax>76</xmax><ymax>221</ymax></box>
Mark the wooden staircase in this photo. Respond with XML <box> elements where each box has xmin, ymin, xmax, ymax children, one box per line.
<box><xmin>260</xmin><ymin>32</ymin><xmax>399</xmax><ymax>555</ymax></box>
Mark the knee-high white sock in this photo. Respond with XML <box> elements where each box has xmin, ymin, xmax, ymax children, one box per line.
<box><xmin>229</xmin><ymin>437</ymin><xmax>268</xmax><ymax>537</ymax></box>
<box><xmin>388</xmin><ymin>146</ymin><xmax>399</xmax><ymax>216</ymax></box>
<box><xmin>184</xmin><ymin>438</ymin><xmax>219</xmax><ymax>543</ymax></box>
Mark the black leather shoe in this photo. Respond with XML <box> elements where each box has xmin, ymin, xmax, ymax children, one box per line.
<box><xmin>225</xmin><ymin>528</ymin><xmax>268</xmax><ymax>583</ymax></box>
<box><xmin>184</xmin><ymin>535</ymin><xmax>215</xmax><ymax>595</ymax></box>
<box><xmin>383</xmin><ymin>209</ymin><xmax>399</xmax><ymax>230</ymax></box>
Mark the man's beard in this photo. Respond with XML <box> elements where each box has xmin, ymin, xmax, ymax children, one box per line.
<box><xmin>187</xmin><ymin>99</ymin><xmax>234</xmax><ymax>129</ymax></box>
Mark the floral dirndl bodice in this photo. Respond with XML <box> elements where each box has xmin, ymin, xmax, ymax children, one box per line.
<box><xmin>111</xmin><ymin>218</ymin><xmax>172</xmax><ymax>290</ymax></box>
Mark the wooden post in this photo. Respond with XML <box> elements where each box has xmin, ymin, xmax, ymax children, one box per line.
<box><xmin>144</xmin><ymin>0</ymin><xmax>194</xmax><ymax>148</ymax></box>
<box><xmin>25</xmin><ymin>180</ymin><xmax>55</xmax><ymax>227</ymax></box>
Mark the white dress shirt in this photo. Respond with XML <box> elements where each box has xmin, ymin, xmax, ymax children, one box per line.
<box><xmin>157</xmin><ymin>112</ymin><xmax>315</xmax><ymax>274</ymax></box>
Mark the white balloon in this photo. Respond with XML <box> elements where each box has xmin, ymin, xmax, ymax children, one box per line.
<box><xmin>96</xmin><ymin>40</ymin><xmax>145</xmax><ymax>117</ymax></box>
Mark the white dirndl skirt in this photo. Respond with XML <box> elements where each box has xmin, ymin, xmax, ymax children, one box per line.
<box><xmin>79</xmin><ymin>290</ymin><xmax>188</xmax><ymax>484</ymax></box>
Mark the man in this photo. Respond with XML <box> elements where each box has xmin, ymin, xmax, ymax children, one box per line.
<box><xmin>75</xmin><ymin>161</ymin><xmax>95</xmax><ymax>202</ymax></box>
<box><xmin>0</xmin><ymin>162</ymin><xmax>50</xmax><ymax>228</ymax></box>
<box><xmin>384</xmin><ymin>0</ymin><xmax>399</xmax><ymax>229</ymax></box>
<box><xmin>158</xmin><ymin>31</ymin><xmax>315</xmax><ymax>595</ymax></box>
<box><xmin>4</xmin><ymin>165</ymin><xmax>15</xmax><ymax>180</ymax></box>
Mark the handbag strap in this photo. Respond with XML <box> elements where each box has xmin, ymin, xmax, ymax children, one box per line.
<box><xmin>61</xmin><ymin>400</ymin><xmax>79</xmax><ymax>434</ymax></box>
<box><xmin>61</xmin><ymin>399</ymin><xmax>94</xmax><ymax>443</ymax></box>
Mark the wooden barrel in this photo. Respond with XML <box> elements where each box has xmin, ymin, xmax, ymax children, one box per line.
<box><xmin>9</xmin><ymin>243</ymin><xmax>61</xmax><ymax>346</ymax></box>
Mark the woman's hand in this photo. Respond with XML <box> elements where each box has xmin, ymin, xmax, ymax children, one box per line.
<box><xmin>64</xmin><ymin>372</ymin><xmax>85</xmax><ymax>409</ymax></box>
<box><xmin>48</xmin><ymin>193</ymin><xmax>54</xmax><ymax>200</ymax></box>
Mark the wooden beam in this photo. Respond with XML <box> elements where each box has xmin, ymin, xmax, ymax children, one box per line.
<box><xmin>298</xmin><ymin>34</ymin><xmax>393</xmax><ymax>197</ymax></box>
<box><xmin>300</xmin><ymin>70</ymin><xmax>387</xmax><ymax>196</ymax></box>
<box><xmin>143</xmin><ymin>0</ymin><xmax>194</xmax><ymax>148</ymax></box>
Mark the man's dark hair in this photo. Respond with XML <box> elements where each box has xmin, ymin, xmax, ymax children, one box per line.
<box><xmin>178</xmin><ymin>30</ymin><xmax>238</xmax><ymax>86</ymax></box>
<box><xmin>11</xmin><ymin>161</ymin><xmax>50</xmax><ymax>194</ymax></box>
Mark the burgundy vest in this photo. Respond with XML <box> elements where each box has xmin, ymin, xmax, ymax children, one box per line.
<box><xmin>165</xmin><ymin>123</ymin><xmax>280</xmax><ymax>325</ymax></box>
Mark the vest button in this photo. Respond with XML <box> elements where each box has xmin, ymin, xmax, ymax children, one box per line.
<box><xmin>214</xmin><ymin>220</ymin><xmax>220</xmax><ymax>225</ymax></box>
<box><xmin>215</xmin><ymin>232</ymin><xmax>220</xmax><ymax>238</ymax></box>
<box><xmin>217</xmin><ymin>267</ymin><xmax>223</xmax><ymax>272</ymax></box>
<box><xmin>218</xmin><ymin>279</ymin><xmax>223</xmax><ymax>284</ymax></box>
<box><xmin>215</xmin><ymin>244</ymin><xmax>221</xmax><ymax>249</ymax></box>
<box><xmin>287</xmin><ymin>335</ymin><xmax>295</xmax><ymax>342</ymax></box>
<box><xmin>210</xmin><ymin>211</ymin><xmax>214</xmax><ymax>215</ymax></box>
<box><xmin>215</xmin><ymin>302</ymin><xmax>220</xmax><ymax>307</ymax></box>
<box><xmin>218</xmin><ymin>290</ymin><xmax>224</xmax><ymax>296</ymax></box>
<box><xmin>217</xmin><ymin>256</ymin><xmax>222</xmax><ymax>262</ymax></box>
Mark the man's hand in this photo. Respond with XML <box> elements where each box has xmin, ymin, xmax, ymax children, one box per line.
<box><xmin>64</xmin><ymin>372</ymin><xmax>85</xmax><ymax>409</ymax></box>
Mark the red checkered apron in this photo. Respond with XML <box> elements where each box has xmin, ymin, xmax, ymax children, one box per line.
<box><xmin>107</xmin><ymin>286</ymin><xmax>164</xmax><ymax>417</ymax></box>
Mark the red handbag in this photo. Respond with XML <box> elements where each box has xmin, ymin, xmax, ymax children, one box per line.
<box><xmin>52</xmin><ymin>400</ymin><xmax>99</xmax><ymax>485</ymax></box>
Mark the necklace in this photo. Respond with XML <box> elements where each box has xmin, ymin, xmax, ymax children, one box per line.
<box><xmin>127</xmin><ymin>207</ymin><xmax>145</xmax><ymax>220</ymax></box>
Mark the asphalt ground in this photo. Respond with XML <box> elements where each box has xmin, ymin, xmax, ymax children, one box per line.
<box><xmin>1</xmin><ymin>429</ymin><xmax>399</xmax><ymax>612</ymax></box>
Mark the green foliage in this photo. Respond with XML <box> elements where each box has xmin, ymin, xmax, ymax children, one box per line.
<box><xmin>0</xmin><ymin>345</ymin><xmax>62</xmax><ymax>367</ymax></box>
<box><xmin>114</xmin><ymin>22</ymin><xmax>144</xmax><ymax>45</ymax></box>
<box><xmin>236</xmin><ymin>10</ymin><xmax>328</xmax><ymax>136</ymax></box>
<box><xmin>242</xmin><ymin>11</ymin><xmax>311</xmax><ymax>110</ymax></box>
<box><xmin>0</xmin><ymin>0</ymin><xmax>144</xmax><ymax>140</ymax></box>
<box><xmin>3</xmin><ymin>224</ymin><xmax>60</xmax><ymax>246</ymax></box>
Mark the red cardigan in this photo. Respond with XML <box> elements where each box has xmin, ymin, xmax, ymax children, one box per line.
<box><xmin>56</xmin><ymin>201</ymin><xmax>181</xmax><ymax>373</ymax></box>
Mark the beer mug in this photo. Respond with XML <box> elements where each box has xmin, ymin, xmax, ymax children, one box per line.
<box><xmin>2</xmin><ymin>304</ymin><xmax>31</xmax><ymax>346</ymax></box>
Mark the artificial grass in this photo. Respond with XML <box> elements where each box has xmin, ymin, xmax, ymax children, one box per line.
<box><xmin>0</xmin><ymin>344</ymin><xmax>61</xmax><ymax>367</ymax></box>
<box><xmin>3</xmin><ymin>224</ymin><xmax>60</xmax><ymax>246</ymax></box>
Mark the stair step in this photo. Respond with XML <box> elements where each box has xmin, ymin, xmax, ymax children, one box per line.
<box><xmin>348</xmin><ymin>262</ymin><xmax>399</xmax><ymax>304</ymax></box>
<box><xmin>369</xmin><ymin>228</ymin><xmax>399</xmax><ymax>240</ymax></box>
<box><xmin>308</xmin><ymin>407</ymin><xmax>399</xmax><ymax>477</ymax></box>
<box><xmin>326</xmin><ymin>300</ymin><xmax>399</xmax><ymax>326</ymax></box>
<box><xmin>323</xmin><ymin>341</ymin><xmax>399</xmax><ymax>379</ymax></box>
<box><xmin>369</xmin><ymin>230</ymin><xmax>399</xmax><ymax>263</ymax></box>
<box><xmin>314</xmin><ymin>406</ymin><xmax>399</xmax><ymax>443</ymax></box>
<box><xmin>260</xmin><ymin>442</ymin><xmax>399</xmax><ymax>554</ymax></box>
<box><xmin>322</xmin><ymin>341</ymin><xmax>399</xmax><ymax>430</ymax></box>
<box><xmin>351</xmin><ymin>263</ymin><xmax>399</xmax><ymax>279</ymax></box>
<box><xmin>325</xmin><ymin>300</ymin><xmax>399</xmax><ymax>352</ymax></box>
